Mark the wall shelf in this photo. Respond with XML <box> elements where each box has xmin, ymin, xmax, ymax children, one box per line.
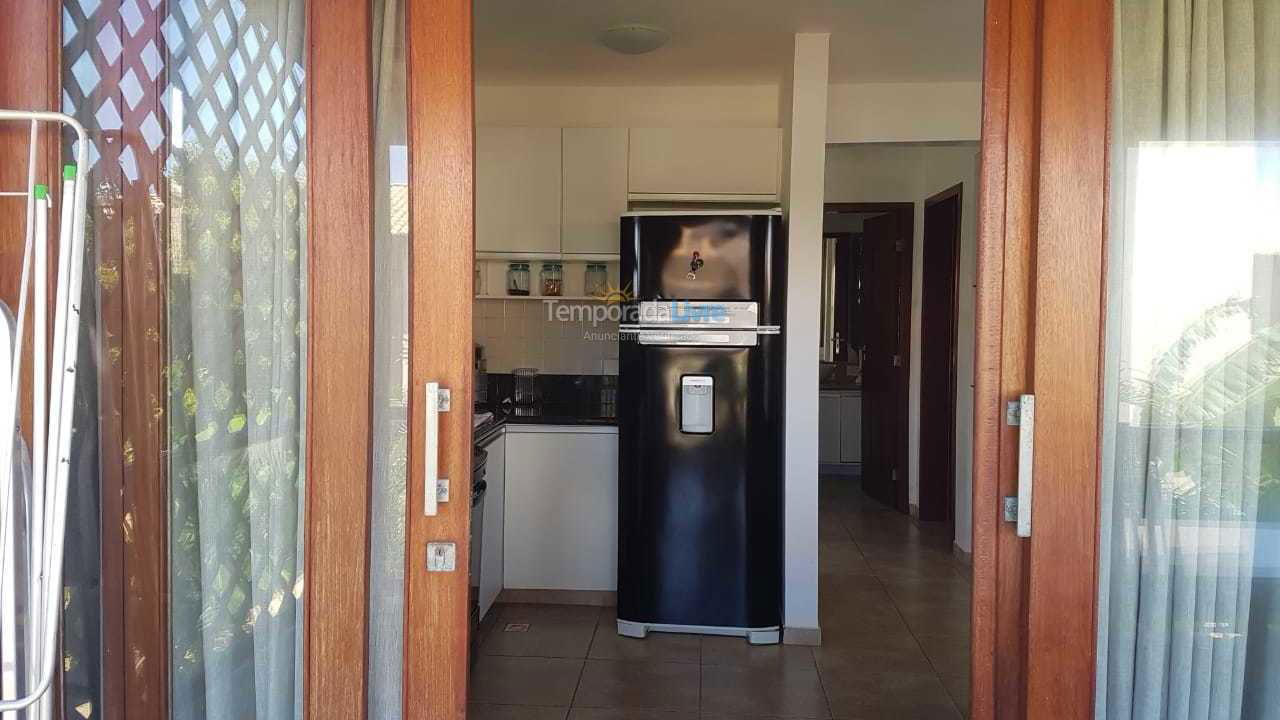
<box><xmin>474</xmin><ymin>295</ymin><xmax>612</xmax><ymax>302</ymax></box>
<box><xmin>476</xmin><ymin>251</ymin><xmax>619</xmax><ymax>262</ymax></box>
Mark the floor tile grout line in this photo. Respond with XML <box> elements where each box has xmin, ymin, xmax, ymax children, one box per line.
<box><xmin>835</xmin><ymin>481</ymin><xmax>967</xmax><ymax>716</ymax></box>
<box><xmin>566</xmin><ymin>605</ymin><xmax>602</xmax><ymax>710</ymax></box>
<box><xmin>809</xmin><ymin>643</ymin><xmax>838</xmax><ymax>720</ymax></box>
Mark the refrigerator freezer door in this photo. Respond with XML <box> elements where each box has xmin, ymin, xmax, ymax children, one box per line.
<box><xmin>620</xmin><ymin>214</ymin><xmax>783</xmax><ymax>325</ymax></box>
<box><xmin>633</xmin><ymin>329</ymin><xmax>759</xmax><ymax>347</ymax></box>
<box><xmin>635</xmin><ymin>300</ymin><xmax>759</xmax><ymax>328</ymax></box>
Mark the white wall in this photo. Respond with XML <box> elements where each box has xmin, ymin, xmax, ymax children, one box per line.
<box><xmin>826</xmin><ymin>82</ymin><xmax>981</xmax><ymax>143</ymax></box>
<box><xmin>477</xmin><ymin>84</ymin><xmax>781</xmax><ymax>128</ymax></box>
<box><xmin>474</xmin><ymin>299</ymin><xmax>619</xmax><ymax>375</ymax></box>
<box><xmin>780</xmin><ymin>33</ymin><xmax>830</xmax><ymax>641</ymax></box>
<box><xmin>824</xmin><ymin>142</ymin><xmax>979</xmax><ymax>553</ymax></box>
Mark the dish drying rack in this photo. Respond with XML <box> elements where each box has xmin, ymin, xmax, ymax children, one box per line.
<box><xmin>0</xmin><ymin>109</ymin><xmax>90</xmax><ymax>716</ymax></box>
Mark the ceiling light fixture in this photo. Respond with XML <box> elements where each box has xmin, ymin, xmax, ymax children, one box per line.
<box><xmin>598</xmin><ymin>24</ymin><xmax>671</xmax><ymax>55</ymax></box>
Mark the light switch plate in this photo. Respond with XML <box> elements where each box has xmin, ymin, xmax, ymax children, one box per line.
<box><xmin>436</xmin><ymin>477</ymin><xmax>450</xmax><ymax>503</ymax></box>
<box><xmin>426</xmin><ymin>542</ymin><xmax>456</xmax><ymax>572</ymax></box>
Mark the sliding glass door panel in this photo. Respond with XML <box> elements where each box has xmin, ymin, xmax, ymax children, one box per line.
<box><xmin>1095</xmin><ymin>3</ymin><xmax>1280</xmax><ymax>718</ymax></box>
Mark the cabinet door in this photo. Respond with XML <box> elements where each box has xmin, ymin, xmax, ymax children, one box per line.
<box><xmin>839</xmin><ymin>394</ymin><xmax>862</xmax><ymax>464</ymax></box>
<box><xmin>476</xmin><ymin>127</ymin><xmax>562</xmax><ymax>254</ymax></box>
<box><xmin>561</xmin><ymin>128</ymin><xmax>628</xmax><ymax>256</ymax></box>
<box><xmin>818</xmin><ymin>394</ymin><xmax>841</xmax><ymax>464</ymax></box>
<box><xmin>627</xmin><ymin>127</ymin><xmax>781</xmax><ymax>199</ymax></box>
<box><xmin>503</xmin><ymin>430</ymin><xmax>618</xmax><ymax>591</ymax></box>
<box><xmin>479</xmin><ymin>434</ymin><xmax>506</xmax><ymax>619</ymax></box>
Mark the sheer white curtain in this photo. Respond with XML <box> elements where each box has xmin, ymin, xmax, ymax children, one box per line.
<box><xmin>165</xmin><ymin>1</ymin><xmax>308</xmax><ymax>718</ymax></box>
<box><xmin>367</xmin><ymin>0</ymin><xmax>411</xmax><ymax>717</ymax></box>
<box><xmin>1097</xmin><ymin>1</ymin><xmax>1280</xmax><ymax>718</ymax></box>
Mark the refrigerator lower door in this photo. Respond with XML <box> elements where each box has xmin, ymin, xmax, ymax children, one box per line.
<box><xmin>617</xmin><ymin>338</ymin><xmax>783</xmax><ymax>639</ymax></box>
<box><xmin>680</xmin><ymin>376</ymin><xmax>714</xmax><ymax>433</ymax></box>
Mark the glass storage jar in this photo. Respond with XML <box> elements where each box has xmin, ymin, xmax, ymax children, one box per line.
<box><xmin>584</xmin><ymin>263</ymin><xmax>608</xmax><ymax>297</ymax></box>
<box><xmin>540</xmin><ymin>262</ymin><xmax>563</xmax><ymax>297</ymax></box>
<box><xmin>506</xmin><ymin>262</ymin><xmax>530</xmax><ymax>296</ymax></box>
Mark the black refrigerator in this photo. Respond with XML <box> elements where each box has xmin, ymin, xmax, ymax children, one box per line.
<box><xmin>617</xmin><ymin>211</ymin><xmax>785</xmax><ymax>645</ymax></box>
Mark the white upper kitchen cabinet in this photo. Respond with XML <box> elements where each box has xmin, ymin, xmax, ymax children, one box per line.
<box><xmin>561</xmin><ymin>127</ymin><xmax>628</xmax><ymax>257</ymax></box>
<box><xmin>627</xmin><ymin>127</ymin><xmax>782</xmax><ymax>201</ymax></box>
<box><xmin>476</xmin><ymin>127</ymin><xmax>562</xmax><ymax>254</ymax></box>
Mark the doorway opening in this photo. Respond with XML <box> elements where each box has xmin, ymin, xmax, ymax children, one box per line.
<box><xmin>816</xmin><ymin>142</ymin><xmax>979</xmax><ymax>718</ymax></box>
<box><xmin>919</xmin><ymin>184</ymin><xmax>964</xmax><ymax>524</ymax></box>
<box><xmin>819</xmin><ymin>202</ymin><xmax>913</xmax><ymax>513</ymax></box>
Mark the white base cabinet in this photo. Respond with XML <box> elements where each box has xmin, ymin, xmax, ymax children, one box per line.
<box><xmin>478</xmin><ymin>431</ymin><xmax>506</xmax><ymax>620</ymax></box>
<box><xmin>503</xmin><ymin>426</ymin><xmax>618</xmax><ymax>592</ymax></box>
<box><xmin>819</xmin><ymin>391</ymin><xmax>862</xmax><ymax>468</ymax></box>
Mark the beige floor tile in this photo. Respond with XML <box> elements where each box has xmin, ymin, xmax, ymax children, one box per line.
<box><xmin>482</xmin><ymin>604</ymin><xmax>600</xmax><ymax>659</ymax></box>
<box><xmin>913</xmin><ymin>634</ymin><xmax>971</xmax><ymax>678</ymax></box>
<box><xmin>469</xmin><ymin>655</ymin><xmax>585</xmax><ymax>707</ymax></box>
<box><xmin>590</xmin><ymin>609</ymin><xmax>701</xmax><ymax>663</ymax></box>
<box><xmin>939</xmin><ymin>674</ymin><xmax>970</xmax><ymax>717</ymax></box>
<box><xmin>818</xmin><ymin>542</ymin><xmax>875</xmax><ymax>576</ymax></box>
<box><xmin>700</xmin><ymin>635</ymin><xmax>815</xmax><ymax>670</ymax></box>
<box><xmin>499</xmin><ymin>603</ymin><xmax>604</xmax><ymax>625</ymax></box>
<box><xmin>572</xmin><ymin>660</ymin><xmax>701</xmax><ymax>711</ymax></box>
<box><xmin>819</xmin><ymin>512</ymin><xmax>853</xmax><ymax>542</ymax></box>
<box><xmin>820</xmin><ymin>668</ymin><xmax>957</xmax><ymax>719</ymax></box>
<box><xmin>700</xmin><ymin>663</ymin><xmax>831</xmax><ymax>719</ymax></box>
<box><xmin>469</xmin><ymin>703</ymin><xmax>570</xmax><ymax>720</ymax></box>
<box><xmin>813</xmin><ymin>632</ymin><xmax>935</xmax><ymax>676</ymax></box>
<box><xmin>898</xmin><ymin>604</ymin><xmax>971</xmax><ymax>638</ymax></box>
<box><xmin>569</xmin><ymin>709</ymin><xmax>697</xmax><ymax>720</ymax></box>
<box><xmin>831</xmin><ymin>703</ymin><xmax>961</xmax><ymax>720</ymax></box>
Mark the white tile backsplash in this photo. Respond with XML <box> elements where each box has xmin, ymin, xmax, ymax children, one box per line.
<box><xmin>475</xmin><ymin>298</ymin><xmax>619</xmax><ymax>375</ymax></box>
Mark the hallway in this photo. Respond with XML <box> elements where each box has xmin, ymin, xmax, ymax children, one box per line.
<box><xmin>467</xmin><ymin>477</ymin><xmax>970</xmax><ymax>719</ymax></box>
<box><xmin>815</xmin><ymin>475</ymin><xmax>971</xmax><ymax>717</ymax></box>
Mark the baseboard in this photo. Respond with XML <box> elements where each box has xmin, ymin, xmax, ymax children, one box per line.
<box><xmin>909</xmin><ymin>503</ymin><xmax>920</xmax><ymax>520</ymax></box>
<box><xmin>952</xmin><ymin>542</ymin><xmax>972</xmax><ymax>565</ymax></box>
<box><xmin>498</xmin><ymin>588</ymin><xmax>617</xmax><ymax>607</ymax></box>
<box><xmin>783</xmin><ymin>625</ymin><xmax>822</xmax><ymax>646</ymax></box>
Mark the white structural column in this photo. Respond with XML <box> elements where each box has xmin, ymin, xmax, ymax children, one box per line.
<box><xmin>781</xmin><ymin>32</ymin><xmax>829</xmax><ymax>644</ymax></box>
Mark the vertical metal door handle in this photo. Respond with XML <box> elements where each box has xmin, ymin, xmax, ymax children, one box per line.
<box><xmin>1016</xmin><ymin>394</ymin><xmax>1035</xmax><ymax>537</ymax></box>
<box><xmin>424</xmin><ymin>382</ymin><xmax>441</xmax><ymax>517</ymax></box>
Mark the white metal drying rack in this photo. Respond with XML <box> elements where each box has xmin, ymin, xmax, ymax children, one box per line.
<box><xmin>0</xmin><ymin>109</ymin><xmax>90</xmax><ymax>717</ymax></box>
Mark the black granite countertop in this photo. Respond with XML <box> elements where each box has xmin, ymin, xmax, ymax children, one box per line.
<box><xmin>474</xmin><ymin>373</ymin><xmax>617</xmax><ymax>445</ymax></box>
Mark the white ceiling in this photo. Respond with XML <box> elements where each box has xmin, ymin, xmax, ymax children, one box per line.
<box><xmin>474</xmin><ymin>0</ymin><xmax>984</xmax><ymax>87</ymax></box>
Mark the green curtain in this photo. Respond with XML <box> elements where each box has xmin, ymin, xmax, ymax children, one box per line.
<box><xmin>1099</xmin><ymin>2</ymin><xmax>1280</xmax><ymax>719</ymax></box>
<box><xmin>166</xmin><ymin>2</ymin><xmax>308</xmax><ymax>719</ymax></box>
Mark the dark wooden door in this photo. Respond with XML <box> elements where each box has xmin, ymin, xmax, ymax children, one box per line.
<box><xmin>918</xmin><ymin>186</ymin><xmax>962</xmax><ymax>522</ymax></box>
<box><xmin>859</xmin><ymin>211</ymin><xmax>904</xmax><ymax>509</ymax></box>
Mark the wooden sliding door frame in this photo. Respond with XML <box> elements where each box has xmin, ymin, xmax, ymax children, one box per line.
<box><xmin>970</xmin><ymin>0</ymin><xmax>1036</xmax><ymax>716</ymax></box>
<box><xmin>3</xmin><ymin>1</ymin><xmax>379</xmax><ymax>717</ymax></box>
<box><xmin>971</xmin><ymin>0</ymin><xmax>1111</xmax><ymax>718</ymax></box>
<box><xmin>402</xmin><ymin>0</ymin><xmax>475</xmax><ymax>717</ymax></box>
<box><xmin>305</xmin><ymin>0</ymin><xmax>377</xmax><ymax>718</ymax></box>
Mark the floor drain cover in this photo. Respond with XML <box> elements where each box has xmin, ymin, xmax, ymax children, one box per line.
<box><xmin>503</xmin><ymin>623</ymin><xmax>530</xmax><ymax>632</ymax></box>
